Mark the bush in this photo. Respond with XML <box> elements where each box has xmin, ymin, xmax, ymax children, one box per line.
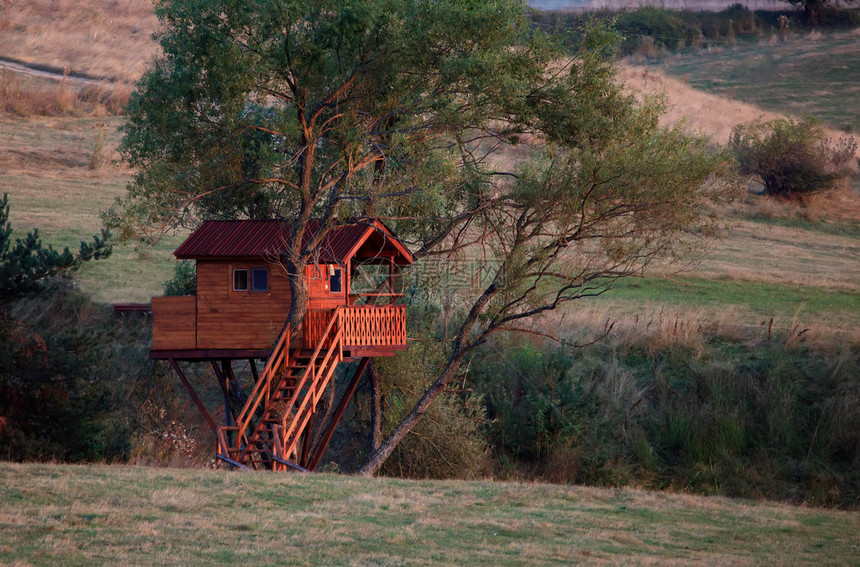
<box><xmin>163</xmin><ymin>260</ymin><xmax>196</xmax><ymax>296</ymax></box>
<box><xmin>468</xmin><ymin>333</ymin><xmax>859</xmax><ymax>507</ymax></box>
<box><xmin>0</xmin><ymin>283</ymin><xmax>165</xmax><ymax>462</ymax></box>
<box><xmin>615</xmin><ymin>8</ymin><xmax>702</xmax><ymax>55</ymax></box>
<box><xmin>375</xmin><ymin>335</ymin><xmax>491</xmax><ymax>480</ymax></box>
<box><xmin>730</xmin><ymin>118</ymin><xmax>857</xmax><ymax>198</ymax></box>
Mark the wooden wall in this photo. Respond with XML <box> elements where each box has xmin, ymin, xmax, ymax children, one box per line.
<box><xmin>196</xmin><ymin>260</ymin><xmax>292</xmax><ymax>350</ymax></box>
<box><xmin>151</xmin><ymin>296</ymin><xmax>196</xmax><ymax>350</ymax></box>
<box><xmin>152</xmin><ymin>260</ymin><xmax>354</xmax><ymax>352</ymax></box>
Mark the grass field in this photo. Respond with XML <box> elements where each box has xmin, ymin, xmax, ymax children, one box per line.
<box><xmin>0</xmin><ymin>114</ymin><xmax>182</xmax><ymax>302</ymax></box>
<box><xmin>0</xmin><ymin>462</ymin><xmax>857</xmax><ymax>565</ymax></box>
<box><xmin>651</xmin><ymin>30</ymin><xmax>860</xmax><ymax>134</ymax></box>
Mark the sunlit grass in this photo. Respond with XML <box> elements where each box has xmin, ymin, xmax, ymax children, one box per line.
<box><xmin>654</xmin><ymin>30</ymin><xmax>860</xmax><ymax>134</ymax></box>
<box><xmin>0</xmin><ymin>462</ymin><xmax>856</xmax><ymax>565</ymax></box>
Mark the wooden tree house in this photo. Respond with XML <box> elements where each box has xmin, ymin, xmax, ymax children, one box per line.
<box><xmin>150</xmin><ymin>219</ymin><xmax>413</xmax><ymax>471</ymax></box>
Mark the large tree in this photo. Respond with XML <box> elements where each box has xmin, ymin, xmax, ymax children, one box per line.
<box><xmin>112</xmin><ymin>0</ymin><xmax>728</xmax><ymax>475</ymax></box>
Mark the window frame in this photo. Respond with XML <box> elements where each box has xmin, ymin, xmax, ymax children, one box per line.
<box><xmin>232</xmin><ymin>268</ymin><xmax>249</xmax><ymax>292</ymax></box>
<box><xmin>329</xmin><ymin>267</ymin><xmax>343</xmax><ymax>294</ymax></box>
<box><xmin>232</xmin><ymin>266</ymin><xmax>270</xmax><ymax>293</ymax></box>
<box><xmin>251</xmin><ymin>266</ymin><xmax>269</xmax><ymax>293</ymax></box>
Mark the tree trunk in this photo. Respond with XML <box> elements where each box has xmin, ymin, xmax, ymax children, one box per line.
<box><xmin>285</xmin><ymin>257</ymin><xmax>309</xmax><ymax>330</ymax></box>
<box><xmin>357</xmin><ymin>355</ymin><xmax>464</xmax><ymax>477</ymax></box>
<box><xmin>368</xmin><ymin>359</ymin><xmax>383</xmax><ymax>452</ymax></box>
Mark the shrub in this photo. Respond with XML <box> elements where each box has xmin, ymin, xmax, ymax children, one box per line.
<box><xmin>730</xmin><ymin>118</ymin><xmax>857</xmax><ymax>198</ymax></box>
<box><xmin>615</xmin><ymin>8</ymin><xmax>701</xmax><ymax>55</ymax></box>
<box><xmin>467</xmin><ymin>333</ymin><xmax>859</xmax><ymax>507</ymax></box>
<box><xmin>0</xmin><ymin>282</ymin><xmax>164</xmax><ymax>462</ymax></box>
<box><xmin>375</xmin><ymin>335</ymin><xmax>491</xmax><ymax>480</ymax></box>
<box><xmin>163</xmin><ymin>260</ymin><xmax>196</xmax><ymax>296</ymax></box>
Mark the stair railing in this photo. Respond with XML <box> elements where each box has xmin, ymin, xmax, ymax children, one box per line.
<box><xmin>274</xmin><ymin>308</ymin><xmax>344</xmax><ymax>459</ymax></box>
<box><xmin>218</xmin><ymin>322</ymin><xmax>290</xmax><ymax>457</ymax></box>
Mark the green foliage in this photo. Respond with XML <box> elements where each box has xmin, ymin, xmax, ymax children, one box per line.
<box><xmin>470</xmin><ymin>335</ymin><xmax>859</xmax><ymax>507</ymax></box>
<box><xmin>471</xmin><ymin>342</ymin><xmax>590</xmax><ymax>462</ymax></box>
<box><xmin>112</xmin><ymin>0</ymin><xmax>554</xmax><ymax>236</ymax></box>
<box><xmin>783</xmin><ymin>0</ymin><xmax>860</xmax><ymax>25</ymax></box>
<box><xmin>614</xmin><ymin>8</ymin><xmax>703</xmax><ymax>53</ymax></box>
<box><xmin>0</xmin><ymin>285</ymin><xmax>171</xmax><ymax>462</ymax></box>
<box><xmin>375</xmin><ymin>321</ymin><xmax>491</xmax><ymax>480</ymax></box>
<box><xmin>730</xmin><ymin>118</ymin><xmax>857</xmax><ymax>197</ymax></box>
<box><xmin>163</xmin><ymin>260</ymin><xmax>196</xmax><ymax>296</ymax></box>
<box><xmin>1</xmin><ymin>193</ymin><xmax>112</xmax><ymax>298</ymax></box>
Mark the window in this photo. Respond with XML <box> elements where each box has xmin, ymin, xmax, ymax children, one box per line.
<box><xmin>233</xmin><ymin>269</ymin><xmax>249</xmax><ymax>291</ymax></box>
<box><xmin>251</xmin><ymin>267</ymin><xmax>269</xmax><ymax>292</ymax></box>
<box><xmin>233</xmin><ymin>267</ymin><xmax>269</xmax><ymax>292</ymax></box>
<box><xmin>329</xmin><ymin>267</ymin><xmax>342</xmax><ymax>293</ymax></box>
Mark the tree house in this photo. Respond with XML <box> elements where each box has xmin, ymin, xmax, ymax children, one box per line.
<box><xmin>150</xmin><ymin>219</ymin><xmax>413</xmax><ymax>471</ymax></box>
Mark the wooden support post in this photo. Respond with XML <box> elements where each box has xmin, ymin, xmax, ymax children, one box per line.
<box><xmin>210</xmin><ymin>360</ymin><xmax>235</xmax><ymax>429</ymax></box>
<box><xmin>306</xmin><ymin>357</ymin><xmax>371</xmax><ymax>471</ymax></box>
<box><xmin>216</xmin><ymin>453</ymin><xmax>249</xmax><ymax>471</ymax></box>
<box><xmin>300</xmin><ymin>413</ymin><xmax>315</xmax><ymax>469</ymax></box>
<box><xmin>388</xmin><ymin>256</ymin><xmax>396</xmax><ymax>302</ymax></box>
<box><xmin>169</xmin><ymin>359</ymin><xmax>217</xmax><ymax>433</ymax></box>
<box><xmin>248</xmin><ymin>358</ymin><xmax>259</xmax><ymax>384</ymax></box>
<box><xmin>272</xmin><ymin>456</ymin><xmax>309</xmax><ymax>473</ymax></box>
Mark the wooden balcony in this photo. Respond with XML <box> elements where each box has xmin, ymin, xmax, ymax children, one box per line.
<box><xmin>152</xmin><ymin>297</ymin><xmax>406</xmax><ymax>359</ymax></box>
<box><xmin>304</xmin><ymin>305</ymin><xmax>407</xmax><ymax>357</ymax></box>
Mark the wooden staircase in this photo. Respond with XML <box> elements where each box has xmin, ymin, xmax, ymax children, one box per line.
<box><xmin>216</xmin><ymin>310</ymin><xmax>344</xmax><ymax>471</ymax></box>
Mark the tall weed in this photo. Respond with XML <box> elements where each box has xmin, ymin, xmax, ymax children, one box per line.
<box><xmin>0</xmin><ymin>71</ymin><xmax>130</xmax><ymax>117</ymax></box>
<box><xmin>469</xmin><ymin>331</ymin><xmax>859</xmax><ymax>508</ymax></box>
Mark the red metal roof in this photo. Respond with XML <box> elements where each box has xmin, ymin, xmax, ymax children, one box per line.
<box><xmin>174</xmin><ymin>219</ymin><xmax>413</xmax><ymax>264</ymax></box>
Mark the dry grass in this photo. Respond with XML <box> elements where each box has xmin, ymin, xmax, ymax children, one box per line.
<box><xmin>546</xmin><ymin>299</ymin><xmax>860</xmax><ymax>353</ymax></box>
<box><xmin>0</xmin><ymin>0</ymin><xmax>159</xmax><ymax>82</ymax></box>
<box><xmin>0</xmin><ymin>462</ymin><xmax>857</xmax><ymax>565</ymax></box>
<box><xmin>617</xmin><ymin>64</ymin><xmax>851</xmax><ymax>144</ymax></box>
<box><xmin>0</xmin><ymin>71</ymin><xmax>131</xmax><ymax>117</ymax></box>
<box><xmin>694</xmin><ymin>217</ymin><xmax>860</xmax><ymax>291</ymax></box>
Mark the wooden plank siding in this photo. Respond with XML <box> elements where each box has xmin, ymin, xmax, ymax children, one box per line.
<box><xmin>195</xmin><ymin>260</ymin><xmax>291</xmax><ymax>350</ymax></box>
<box><xmin>152</xmin><ymin>261</ymin><xmax>406</xmax><ymax>354</ymax></box>
<box><xmin>151</xmin><ymin>296</ymin><xmax>196</xmax><ymax>350</ymax></box>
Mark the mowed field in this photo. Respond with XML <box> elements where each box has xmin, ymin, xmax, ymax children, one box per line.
<box><xmin>1</xmin><ymin>462</ymin><xmax>857</xmax><ymax>565</ymax></box>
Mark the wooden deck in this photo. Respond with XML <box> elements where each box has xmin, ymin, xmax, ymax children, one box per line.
<box><xmin>150</xmin><ymin>299</ymin><xmax>407</xmax><ymax>359</ymax></box>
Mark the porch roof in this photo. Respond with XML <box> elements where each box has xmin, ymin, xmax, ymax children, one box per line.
<box><xmin>174</xmin><ymin>219</ymin><xmax>413</xmax><ymax>265</ymax></box>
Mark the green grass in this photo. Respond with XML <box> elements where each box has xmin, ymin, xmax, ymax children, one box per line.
<box><xmin>604</xmin><ymin>276</ymin><xmax>860</xmax><ymax>322</ymax></box>
<box><xmin>657</xmin><ymin>30</ymin><xmax>860</xmax><ymax>133</ymax></box>
<box><xmin>0</xmin><ymin>115</ymin><xmax>184</xmax><ymax>302</ymax></box>
<box><xmin>0</xmin><ymin>462</ymin><xmax>856</xmax><ymax>565</ymax></box>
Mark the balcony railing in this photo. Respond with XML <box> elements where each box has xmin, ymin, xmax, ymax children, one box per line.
<box><xmin>304</xmin><ymin>305</ymin><xmax>406</xmax><ymax>350</ymax></box>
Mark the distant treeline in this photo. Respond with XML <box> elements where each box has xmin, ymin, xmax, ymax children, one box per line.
<box><xmin>530</xmin><ymin>4</ymin><xmax>860</xmax><ymax>57</ymax></box>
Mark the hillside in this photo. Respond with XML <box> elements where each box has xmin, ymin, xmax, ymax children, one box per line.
<box><xmin>1</xmin><ymin>462</ymin><xmax>857</xmax><ymax>565</ymax></box>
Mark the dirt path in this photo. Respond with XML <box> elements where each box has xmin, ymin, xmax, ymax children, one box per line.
<box><xmin>0</xmin><ymin>57</ymin><xmax>107</xmax><ymax>86</ymax></box>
